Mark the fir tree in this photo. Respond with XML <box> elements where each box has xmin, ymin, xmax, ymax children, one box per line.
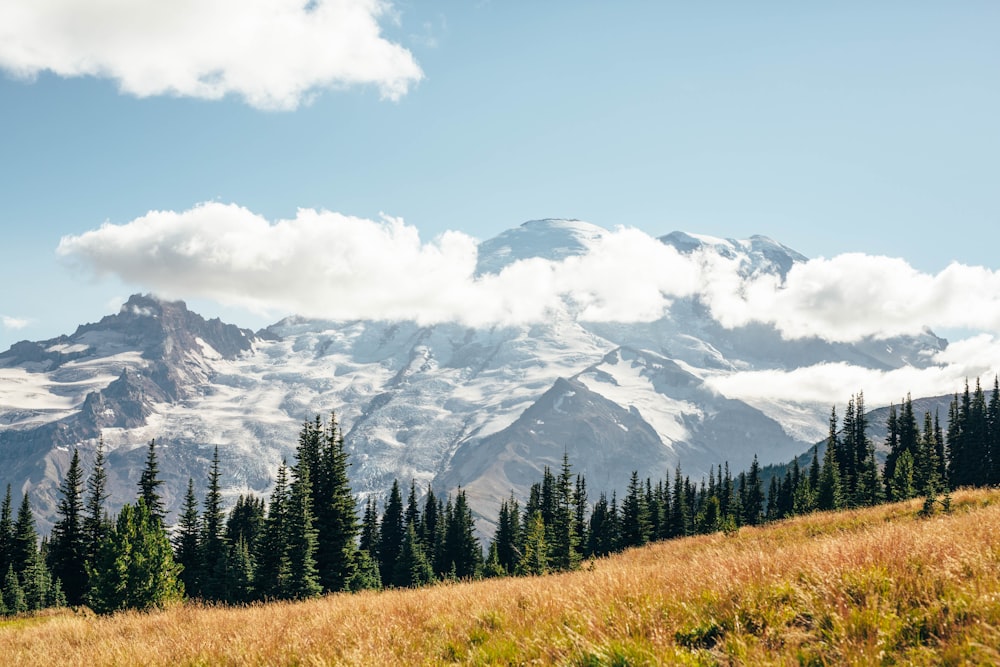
<box><xmin>621</xmin><ymin>471</ymin><xmax>649</xmax><ymax>547</ymax></box>
<box><xmin>199</xmin><ymin>446</ymin><xmax>229</xmax><ymax>601</ymax></box>
<box><xmin>10</xmin><ymin>492</ymin><xmax>39</xmax><ymax>578</ymax></box>
<box><xmin>443</xmin><ymin>489</ymin><xmax>481</xmax><ymax>579</ymax></box>
<box><xmin>549</xmin><ymin>452</ymin><xmax>581</xmax><ymax>571</ymax></box>
<box><xmin>137</xmin><ymin>438</ymin><xmax>166</xmax><ymax>525</ymax></box>
<box><xmin>348</xmin><ymin>548</ymin><xmax>382</xmax><ymax>592</ymax></box>
<box><xmin>87</xmin><ymin>499</ymin><xmax>183</xmax><ymax>614</ymax></box>
<box><xmin>742</xmin><ymin>455</ymin><xmax>764</xmax><ymax>525</ymax></box>
<box><xmin>48</xmin><ymin>448</ymin><xmax>88</xmax><ymax>605</ymax></box>
<box><xmin>392</xmin><ymin>523</ymin><xmax>435</xmax><ymax>588</ymax></box>
<box><xmin>0</xmin><ymin>485</ymin><xmax>14</xmax><ymax>587</ymax></box>
<box><xmin>817</xmin><ymin>408</ymin><xmax>843</xmax><ymax>511</ymax></box>
<box><xmin>312</xmin><ymin>415</ymin><xmax>358</xmax><ymax>592</ymax></box>
<box><xmin>224</xmin><ymin>536</ymin><xmax>255</xmax><ymax>604</ymax></box>
<box><xmin>173</xmin><ymin>478</ymin><xmax>201</xmax><ymax>597</ymax></box>
<box><xmin>284</xmin><ymin>466</ymin><xmax>321</xmax><ymax>600</ymax></box>
<box><xmin>516</xmin><ymin>511</ymin><xmax>548</xmax><ymax>576</ymax></box>
<box><xmin>3</xmin><ymin>565</ymin><xmax>26</xmax><ymax>615</ymax></box>
<box><xmin>255</xmin><ymin>461</ymin><xmax>291</xmax><ymax>600</ymax></box>
<box><xmin>83</xmin><ymin>437</ymin><xmax>111</xmax><ymax>570</ymax></box>
<box><xmin>377</xmin><ymin>480</ymin><xmax>404</xmax><ymax>585</ymax></box>
<box><xmin>359</xmin><ymin>496</ymin><xmax>379</xmax><ymax>556</ymax></box>
<box><xmin>492</xmin><ymin>495</ymin><xmax>521</xmax><ymax>574</ymax></box>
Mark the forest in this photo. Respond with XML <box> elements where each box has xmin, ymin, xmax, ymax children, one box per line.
<box><xmin>1</xmin><ymin>377</ymin><xmax>997</xmax><ymax>616</ymax></box>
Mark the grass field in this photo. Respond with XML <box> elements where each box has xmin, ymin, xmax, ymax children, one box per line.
<box><xmin>3</xmin><ymin>489</ymin><xmax>1000</xmax><ymax>665</ymax></box>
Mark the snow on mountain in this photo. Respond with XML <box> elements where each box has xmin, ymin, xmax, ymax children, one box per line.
<box><xmin>0</xmin><ymin>222</ymin><xmax>948</xmax><ymax>534</ymax></box>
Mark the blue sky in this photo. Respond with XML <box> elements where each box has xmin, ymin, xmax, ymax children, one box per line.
<box><xmin>1</xmin><ymin>2</ymin><xmax>998</xmax><ymax>353</ymax></box>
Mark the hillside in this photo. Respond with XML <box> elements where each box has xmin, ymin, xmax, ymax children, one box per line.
<box><xmin>3</xmin><ymin>489</ymin><xmax>999</xmax><ymax>665</ymax></box>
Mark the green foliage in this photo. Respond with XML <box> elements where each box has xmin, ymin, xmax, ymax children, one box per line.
<box><xmin>137</xmin><ymin>439</ymin><xmax>166</xmax><ymax>525</ymax></box>
<box><xmin>87</xmin><ymin>499</ymin><xmax>183</xmax><ymax>615</ymax></box>
<box><xmin>347</xmin><ymin>549</ymin><xmax>382</xmax><ymax>592</ymax></box>
<box><xmin>48</xmin><ymin>448</ymin><xmax>88</xmax><ymax>605</ymax></box>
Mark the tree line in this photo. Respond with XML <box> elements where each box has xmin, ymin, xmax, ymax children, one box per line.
<box><xmin>1</xmin><ymin>378</ymin><xmax>997</xmax><ymax>615</ymax></box>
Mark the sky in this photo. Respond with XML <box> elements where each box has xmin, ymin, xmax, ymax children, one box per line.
<box><xmin>1</xmin><ymin>1</ymin><xmax>999</xmax><ymax>404</ymax></box>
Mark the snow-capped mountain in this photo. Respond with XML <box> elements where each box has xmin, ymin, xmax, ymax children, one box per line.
<box><xmin>0</xmin><ymin>220</ymin><xmax>947</xmax><ymax>533</ymax></box>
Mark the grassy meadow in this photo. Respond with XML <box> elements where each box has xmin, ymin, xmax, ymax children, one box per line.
<box><xmin>3</xmin><ymin>489</ymin><xmax>1000</xmax><ymax>665</ymax></box>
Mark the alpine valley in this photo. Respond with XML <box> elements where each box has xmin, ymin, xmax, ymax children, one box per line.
<box><xmin>0</xmin><ymin>220</ymin><xmax>947</xmax><ymax>534</ymax></box>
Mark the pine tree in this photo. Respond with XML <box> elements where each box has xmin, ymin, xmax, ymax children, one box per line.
<box><xmin>347</xmin><ymin>549</ymin><xmax>382</xmax><ymax>592</ymax></box>
<box><xmin>285</xmin><ymin>466</ymin><xmax>321</xmax><ymax>600</ymax></box>
<box><xmin>516</xmin><ymin>511</ymin><xmax>548</xmax><ymax>576</ymax></box>
<box><xmin>48</xmin><ymin>448</ymin><xmax>88</xmax><ymax>605</ymax></box>
<box><xmin>3</xmin><ymin>565</ymin><xmax>26</xmax><ymax>615</ymax></box>
<box><xmin>621</xmin><ymin>471</ymin><xmax>649</xmax><ymax>547</ymax></box>
<box><xmin>587</xmin><ymin>492</ymin><xmax>616</xmax><ymax>557</ymax></box>
<box><xmin>224</xmin><ymin>537</ymin><xmax>255</xmax><ymax>604</ymax></box>
<box><xmin>0</xmin><ymin>485</ymin><xmax>14</xmax><ymax>586</ymax></box>
<box><xmin>443</xmin><ymin>489</ymin><xmax>481</xmax><ymax>579</ymax></box>
<box><xmin>254</xmin><ymin>462</ymin><xmax>291</xmax><ymax>600</ymax></box>
<box><xmin>742</xmin><ymin>455</ymin><xmax>764</xmax><ymax>525</ymax></box>
<box><xmin>668</xmin><ymin>467</ymin><xmax>690</xmax><ymax>537</ymax></box>
<box><xmin>573</xmin><ymin>474</ymin><xmax>588</xmax><ymax>555</ymax></box>
<box><xmin>199</xmin><ymin>446</ymin><xmax>229</xmax><ymax>601</ymax></box>
<box><xmin>83</xmin><ymin>438</ymin><xmax>111</xmax><ymax>571</ymax></box>
<box><xmin>548</xmin><ymin>452</ymin><xmax>581</xmax><ymax>571</ymax></box>
<box><xmin>392</xmin><ymin>523</ymin><xmax>435</xmax><ymax>588</ymax></box>
<box><xmin>11</xmin><ymin>492</ymin><xmax>39</xmax><ymax>578</ymax></box>
<box><xmin>172</xmin><ymin>478</ymin><xmax>201</xmax><ymax>597</ymax></box>
<box><xmin>377</xmin><ymin>480</ymin><xmax>404</xmax><ymax>585</ymax></box>
<box><xmin>492</xmin><ymin>495</ymin><xmax>521</xmax><ymax>574</ymax></box>
<box><xmin>817</xmin><ymin>408</ymin><xmax>843</xmax><ymax>511</ymax></box>
<box><xmin>87</xmin><ymin>499</ymin><xmax>183</xmax><ymax>615</ymax></box>
<box><xmin>137</xmin><ymin>438</ymin><xmax>166</xmax><ymax>525</ymax></box>
<box><xmin>889</xmin><ymin>450</ymin><xmax>917</xmax><ymax>500</ymax></box>
<box><xmin>359</xmin><ymin>496</ymin><xmax>379</xmax><ymax>556</ymax></box>
<box><xmin>312</xmin><ymin>415</ymin><xmax>359</xmax><ymax>592</ymax></box>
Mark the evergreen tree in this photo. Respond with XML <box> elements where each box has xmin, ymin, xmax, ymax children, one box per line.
<box><xmin>347</xmin><ymin>549</ymin><xmax>382</xmax><ymax>592</ymax></box>
<box><xmin>817</xmin><ymin>408</ymin><xmax>843</xmax><ymax>511</ymax></box>
<box><xmin>742</xmin><ymin>455</ymin><xmax>764</xmax><ymax>525</ymax></box>
<box><xmin>224</xmin><ymin>536</ymin><xmax>255</xmax><ymax>604</ymax></box>
<box><xmin>442</xmin><ymin>489</ymin><xmax>481</xmax><ymax>579</ymax></box>
<box><xmin>137</xmin><ymin>439</ymin><xmax>166</xmax><ymax>525</ymax></box>
<box><xmin>573</xmin><ymin>474</ymin><xmax>588</xmax><ymax>556</ymax></box>
<box><xmin>172</xmin><ymin>478</ymin><xmax>201</xmax><ymax>597</ymax></box>
<box><xmin>83</xmin><ymin>438</ymin><xmax>111</xmax><ymax>570</ymax></box>
<box><xmin>0</xmin><ymin>486</ymin><xmax>14</xmax><ymax>588</ymax></box>
<box><xmin>377</xmin><ymin>480</ymin><xmax>404</xmax><ymax>585</ymax></box>
<box><xmin>587</xmin><ymin>492</ymin><xmax>616</xmax><ymax>557</ymax></box>
<box><xmin>284</xmin><ymin>466</ymin><xmax>321</xmax><ymax>600</ymax></box>
<box><xmin>620</xmin><ymin>471</ymin><xmax>649</xmax><ymax>547</ymax></box>
<box><xmin>3</xmin><ymin>565</ymin><xmax>26</xmax><ymax>615</ymax></box>
<box><xmin>392</xmin><ymin>523</ymin><xmax>435</xmax><ymax>588</ymax></box>
<box><xmin>516</xmin><ymin>511</ymin><xmax>548</xmax><ymax>576</ymax></box>
<box><xmin>199</xmin><ymin>446</ymin><xmax>229</xmax><ymax>601</ymax></box>
<box><xmin>359</xmin><ymin>496</ymin><xmax>379</xmax><ymax>556</ymax></box>
<box><xmin>48</xmin><ymin>448</ymin><xmax>88</xmax><ymax>605</ymax></box>
<box><xmin>10</xmin><ymin>492</ymin><xmax>39</xmax><ymax>577</ymax></box>
<box><xmin>87</xmin><ymin>499</ymin><xmax>183</xmax><ymax>615</ymax></box>
<box><xmin>255</xmin><ymin>462</ymin><xmax>291</xmax><ymax>600</ymax></box>
<box><xmin>492</xmin><ymin>495</ymin><xmax>521</xmax><ymax>574</ymax></box>
<box><xmin>312</xmin><ymin>415</ymin><xmax>359</xmax><ymax>592</ymax></box>
<box><xmin>668</xmin><ymin>467</ymin><xmax>690</xmax><ymax>537</ymax></box>
<box><xmin>889</xmin><ymin>450</ymin><xmax>917</xmax><ymax>500</ymax></box>
<box><xmin>549</xmin><ymin>452</ymin><xmax>581</xmax><ymax>571</ymax></box>
<box><xmin>225</xmin><ymin>494</ymin><xmax>265</xmax><ymax>550</ymax></box>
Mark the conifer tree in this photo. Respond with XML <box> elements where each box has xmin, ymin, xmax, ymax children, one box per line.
<box><xmin>3</xmin><ymin>565</ymin><xmax>26</xmax><ymax>615</ymax></box>
<box><xmin>0</xmin><ymin>485</ymin><xmax>14</xmax><ymax>585</ymax></box>
<box><xmin>668</xmin><ymin>467</ymin><xmax>690</xmax><ymax>537</ymax></box>
<box><xmin>137</xmin><ymin>439</ymin><xmax>166</xmax><ymax>525</ymax></box>
<box><xmin>48</xmin><ymin>448</ymin><xmax>88</xmax><ymax>605</ymax></box>
<box><xmin>312</xmin><ymin>415</ymin><xmax>358</xmax><ymax>592</ymax></box>
<box><xmin>492</xmin><ymin>495</ymin><xmax>520</xmax><ymax>574</ymax></box>
<box><xmin>377</xmin><ymin>480</ymin><xmax>404</xmax><ymax>585</ymax></box>
<box><xmin>817</xmin><ymin>408</ymin><xmax>843</xmax><ymax>511</ymax></box>
<box><xmin>255</xmin><ymin>462</ymin><xmax>291</xmax><ymax>600</ymax></box>
<box><xmin>11</xmin><ymin>492</ymin><xmax>39</xmax><ymax>578</ymax></box>
<box><xmin>549</xmin><ymin>452</ymin><xmax>581</xmax><ymax>570</ymax></box>
<box><xmin>348</xmin><ymin>548</ymin><xmax>382</xmax><ymax>592</ymax></box>
<box><xmin>359</xmin><ymin>496</ymin><xmax>379</xmax><ymax>556</ymax></box>
<box><xmin>284</xmin><ymin>466</ymin><xmax>321</xmax><ymax>600</ymax></box>
<box><xmin>742</xmin><ymin>456</ymin><xmax>764</xmax><ymax>525</ymax></box>
<box><xmin>889</xmin><ymin>450</ymin><xmax>916</xmax><ymax>500</ymax></box>
<box><xmin>392</xmin><ymin>522</ymin><xmax>435</xmax><ymax>588</ymax></box>
<box><xmin>621</xmin><ymin>471</ymin><xmax>649</xmax><ymax>547</ymax></box>
<box><xmin>173</xmin><ymin>478</ymin><xmax>201</xmax><ymax>596</ymax></box>
<box><xmin>199</xmin><ymin>446</ymin><xmax>229</xmax><ymax>601</ymax></box>
<box><xmin>87</xmin><ymin>498</ymin><xmax>183</xmax><ymax>614</ymax></box>
<box><xmin>83</xmin><ymin>438</ymin><xmax>111</xmax><ymax>569</ymax></box>
<box><xmin>573</xmin><ymin>474</ymin><xmax>588</xmax><ymax>554</ymax></box>
<box><xmin>516</xmin><ymin>511</ymin><xmax>548</xmax><ymax>576</ymax></box>
<box><xmin>443</xmin><ymin>489</ymin><xmax>481</xmax><ymax>579</ymax></box>
<box><xmin>224</xmin><ymin>536</ymin><xmax>255</xmax><ymax>604</ymax></box>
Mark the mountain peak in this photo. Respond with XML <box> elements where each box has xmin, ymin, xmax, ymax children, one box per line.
<box><xmin>660</xmin><ymin>231</ymin><xmax>807</xmax><ymax>279</ymax></box>
<box><xmin>475</xmin><ymin>219</ymin><xmax>608</xmax><ymax>275</ymax></box>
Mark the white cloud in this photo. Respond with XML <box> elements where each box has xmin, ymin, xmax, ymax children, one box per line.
<box><xmin>57</xmin><ymin>203</ymin><xmax>701</xmax><ymax>327</ymax></box>
<box><xmin>0</xmin><ymin>0</ymin><xmax>423</xmax><ymax>109</ymax></box>
<box><xmin>1</xmin><ymin>316</ymin><xmax>30</xmax><ymax>330</ymax></box>
<box><xmin>57</xmin><ymin>202</ymin><xmax>1000</xmax><ymax>348</ymax></box>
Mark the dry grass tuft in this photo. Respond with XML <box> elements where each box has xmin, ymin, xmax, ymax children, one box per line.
<box><xmin>4</xmin><ymin>489</ymin><xmax>1000</xmax><ymax>665</ymax></box>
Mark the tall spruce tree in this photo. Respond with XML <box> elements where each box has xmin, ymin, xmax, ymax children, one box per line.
<box><xmin>443</xmin><ymin>489</ymin><xmax>481</xmax><ymax>579</ymax></box>
<box><xmin>0</xmin><ymin>485</ymin><xmax>14</xmax><ymax>587</ymax></box>
<box><xmin>312</xmin><ymin>414</ymin><xmax>358</xmax><ymax>592</ymax></box>
<box><xmin>137</xmin><ymin>439</ymin><xmax>166</xmax><ymax>524</ymax></box>
<box><xmin>285</xmin><ymin>466</ymin><xmax>321</xmax><ymax>600</ymax></box>
<box><xmin>173</xmin><ymin>478</ymin><xmax>201</xmax><ymax>597</ymax></box>
<box><xmin>48</xmin><ymin>448</ymin><xmax>88</xmax><ymax>605</ymax></box>
<box><xmin>255</xmin><ymin>462</ymin><xmax>291</xmax><ymax>600</ymax></box>
<box><xmin>621</xmin><ymin>471</ymin><xmax>649</xmax><ymax>547</ymax></box>
<box><xmin>199</xmin><ymin>446</ymin><xmax>228</xmax><ymax>601</ymax></box>
<box><xmin>377</xmin><ymin>480</ymin><xmax>404</xmax><ymax>585</ymax></box>
<box><xmin>83</xmin><ymin>438</ymin><xmax>111</xmax><ymax>569</ymax></box>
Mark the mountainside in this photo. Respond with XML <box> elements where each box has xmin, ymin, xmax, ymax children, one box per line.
<box><xmin>0</xmin><ymin>220</ymin><xmax>947</xmax><ymax>533</ymax></box>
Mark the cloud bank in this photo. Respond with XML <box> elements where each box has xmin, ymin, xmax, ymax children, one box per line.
<box><xmin>0</xmin><ymin>0</ymin><xmax>422</xmax><ymax>109</ymax></box>
<box><xmin>1</xmin><ymin>316</ymin><xmax>30</xmax><ymax>331</ymax></box>
<box><xmin>58</xmin><ymin>203</ymin><xmax>1000</xmax><ymax>345</ymax></box>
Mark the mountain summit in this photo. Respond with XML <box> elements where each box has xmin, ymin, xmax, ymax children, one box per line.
<box><xmin>0</xmin><ymin>223</ymin><xmax>945</xmax><ymax>532</ymax></box>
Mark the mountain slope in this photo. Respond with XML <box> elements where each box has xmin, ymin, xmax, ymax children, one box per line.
<box><xmin>0</xmin><ymin>221</ymin><xmax>948</xmax><ymax>532</ymax></box>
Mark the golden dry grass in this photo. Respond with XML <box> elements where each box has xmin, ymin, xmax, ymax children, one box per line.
<box><xmin>4</xmin><ymin>489</ymin><xmax>1000</xmax><ymax>665</ymax></box>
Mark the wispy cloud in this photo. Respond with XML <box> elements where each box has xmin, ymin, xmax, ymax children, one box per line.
<box><xmin>2</xmin><ymin>316</ymin><xmax>30</xmax><ymax>331</ymax></box>
<box><xmin>57</xmin><ymin>202</ymin><xmax>1000</xmax><ymax>348</ymax></box>
<box><xmin>0</xmin><ymin>0</ymin><xmax>423</xmax><ymax>109</ymax></box>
